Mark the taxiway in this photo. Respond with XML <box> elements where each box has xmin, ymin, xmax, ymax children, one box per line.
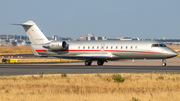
<box><xmin>0</xmin><ymin>58</ymin><xmax>179</xmax><ymax>76</ymax></box>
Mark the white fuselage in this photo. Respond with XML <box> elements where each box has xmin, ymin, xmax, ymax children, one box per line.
<box><xmin>32</xmin><ymin>40</ymin><xmax>177</xmax><ymax>60</ymax></box>
<box><xmin>13</xmin><ymin>20</ymin><xmax>178</xmax><ymax>66</ymax></box>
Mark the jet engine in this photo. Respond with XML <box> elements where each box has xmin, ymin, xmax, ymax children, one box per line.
<box><xmin>42</xmin><ymin>41</ymin><xmax>67</xmax><ymax>50</ymax></box>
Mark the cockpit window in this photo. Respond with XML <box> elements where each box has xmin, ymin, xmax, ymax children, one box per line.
<box><xmin>152</xmin><ymin>44</ymin><xmax>159</xmax><ymax>47</ymax></box>
<box><xmin>159</xmin><ymin>44</ymin><xmax>166</xmax><ymax>47</ymax></box>
<box><xmin>152</xmin><ymin>44</ymin><xmax>167</xmax><ymax>47</ymax></box>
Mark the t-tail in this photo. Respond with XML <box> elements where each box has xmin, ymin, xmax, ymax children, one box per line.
<box><xmin>11</xmin><ymin>20</ymin><xmax>50</xmax><ymax>45</ymax></box>
<box><xmin>11</xmin><ymin>21</ymin><xmax>51</xmax><ymax>56</ymax></box>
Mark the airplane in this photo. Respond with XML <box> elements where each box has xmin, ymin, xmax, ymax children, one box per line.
<box><xmin>11</xmin><ymin>21</ymin><xmax>178</xmax><ymax>66</ymax></box>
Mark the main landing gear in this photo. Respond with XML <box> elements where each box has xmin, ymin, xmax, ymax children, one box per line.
<box><xmin>85</xmin><ymin>60</ymin><xmax>92</xmax><ymax>66</ymax></box>
<box><xmin>85</xmin><ymin>60</ymin><xmax>107</xmax><ymax>66</ymax></box>
<box><xmin>162</xmin><ymin>59</ymin><xmax>166</xmax><ymax>66</ymax></box>
<box><xmin>97</xmin><ymin>60</ymin><xmax>108</xmax><ymax>66</ymax></box>
<box><xmin>97</xmin><ymin>60</ymin><xmax>104</xmax><ymax>66</ymax></box>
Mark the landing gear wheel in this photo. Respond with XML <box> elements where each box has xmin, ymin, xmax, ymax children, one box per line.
<box><xmin>162</xmin><ymin>63</ymin><xmax>166</xmax><ymax>66</ymax></box>
<box><xmin>97</xmin><ymin>60</ymin><xmax>104</xmax><ymax>66</ymax></box>
<box><xmin>162</xmin><ymin>59</ymin><xmax>167</xmax><ymax>66</ymax></box>
<box><xmin>85</xmin><ymin>61</ymin><xmax>92</xmax><ymax>66</ymax></box>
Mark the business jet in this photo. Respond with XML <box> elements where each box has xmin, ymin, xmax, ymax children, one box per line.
<box><xmin>11</xmin><ymin>21</ymin><xmax>178</xmax><ymax>66</ymax></box>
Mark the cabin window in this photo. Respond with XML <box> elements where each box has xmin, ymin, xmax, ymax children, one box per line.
<box><xmin>97</xmin><ymin>46</ymin><xmax>99</xmax><ymax>49</ymax></box>
<box><xmin>116</xmin><ymin>46</ymin><xmax>118</xmax><ymax>49</ymax></box>
<box><xmin>92</xmin><ymin>46</ymin><xmax>94</xmax><ymax>49</ymax></box>
<box><xmin>135</xmin><ymin>46</ymin><xmax>137</xmax><ymax>49</ymax></box>
<box><xmin>126</xmin><ymin>46</ymin><xmax>128</xmax><ymax>49</ymax></box>
<box><xmin>88</xmin><ymin>46</ymin><xmax>90</xmax><ymax>49</ymax></box>
<box><xmin>111</xmin><ymin>46</ymin><xmax>113</xmax><ymax>49</ymax></box>
<box><xmin>121</xmin><ymin>46</ymin><xmax>123</xmax><ymax>49</ymax></box>
<box><xmin>106</xmin><ymin>46</ymin><xmax>108</xmax><ymax>49</ymax></box>
<box><xmin>78</xmin><ymin>46</ymin><xmax>80</xmax><ymax>49</ymax></box>
<box><xmin>83</xmin><ymin>46</ymin><xmax>85</xmax><ymax>49</ymax></box>
<box><xmin>131</xmin><ymin>46</ymin><xmax>133</xmax><ymax>49</ymax></box>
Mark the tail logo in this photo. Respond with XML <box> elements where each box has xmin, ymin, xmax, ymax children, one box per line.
<box><xmin>35</xmin><ymin>38</ymin><xmax>44</xmax><ymax>40</ymax></box>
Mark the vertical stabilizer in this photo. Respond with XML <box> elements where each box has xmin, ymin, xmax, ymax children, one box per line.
<box><xmin>21</xmin><ymin>21</ymin><xmax>50</xmax><ymax>44</ymax></box>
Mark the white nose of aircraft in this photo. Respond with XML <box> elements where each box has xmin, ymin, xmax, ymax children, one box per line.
<box><xmin>172</xmin><ymin>52</ymin><xmax>178</xmax><ymax>57</ymax></box>
<box><xmin>167</xmin><ymin>50</ymin><xmax>178</xmax><ymax>58</ymax></box>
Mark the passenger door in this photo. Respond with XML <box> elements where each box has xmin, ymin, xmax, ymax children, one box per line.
<box><xmin>101</xmin><ymin>44</ymin><xmax>105</xmax><ymax>52</ymax></box>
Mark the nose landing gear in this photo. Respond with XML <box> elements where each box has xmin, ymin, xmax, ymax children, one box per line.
<box><xmin>162</xmin><ymin>59</ymin><xmax>166</xmax><ymax>66</ymax></box>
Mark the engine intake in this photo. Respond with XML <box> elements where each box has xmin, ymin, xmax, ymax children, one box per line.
<box><xmin>42</xmin><ymin>41</ymin><xmax>67</xmax><ymax>50</ymax></box>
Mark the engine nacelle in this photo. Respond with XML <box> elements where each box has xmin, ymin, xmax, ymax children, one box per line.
<box><xmin>42</xmin><ymin>41</ymin><xmax>67</xmax><ymax>50</ymax></box>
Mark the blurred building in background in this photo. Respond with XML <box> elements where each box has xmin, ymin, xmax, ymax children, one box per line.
<box><xmin>0</xmin><ymin>33</ymin><xmax>180</xmax><ymax>46</ymax></box>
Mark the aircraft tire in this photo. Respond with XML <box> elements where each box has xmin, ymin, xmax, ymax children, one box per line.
<box><xmin>85</xmin><ymin>61</ymin><xmax>92</xmax><ymax>66</ymax></box>
<box><xmin>162</xmin><ymin>63</ymin><xmax>166</xmax><ymax>66</ymax></box>
<box><xmin>97</xmin><ymin>60</ymin><xmax>104</xmax><ymax>66</ymax></box>
<box><xmin>162</xmin><ymin>59</ymin><xmax>167</xmax><ymax>66</ymax></box>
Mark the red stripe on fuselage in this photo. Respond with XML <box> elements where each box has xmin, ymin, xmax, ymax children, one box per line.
<box><xmin>35</xmin><ymin>49</ymin><xmax>168</xmax><ymax>54</ymax></box>
<box><xmin>104</xmin><ymin>50</ymin><xmax>166</xmax><ymax>54</ymax></box>
<box><xmin>64</xmin><ymin>50</ymin><xmax>100</xmax><ymax>51</ymax></box>
<box><xmin>36</xmin><ymin>50</ymin><xmax>47</xmax><ymax>52</ymax></box>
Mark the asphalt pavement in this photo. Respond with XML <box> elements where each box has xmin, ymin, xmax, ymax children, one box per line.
<box><xmin>0</xmin><ymin>58</ymin><xmax>179</xmax><ymax>76</ymax></box>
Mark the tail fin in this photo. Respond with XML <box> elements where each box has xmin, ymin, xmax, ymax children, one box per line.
<box><xmin>12</xmin><ymin>21</ymin><xmax>50</xmax><ymax>44</ymax></box>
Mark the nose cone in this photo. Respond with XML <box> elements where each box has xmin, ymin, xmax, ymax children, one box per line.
<box><xmin>168</xmin><ymin>51</ymin><xmax>178</xmax><ymax>58</ymax></box>
<box><xmin>172</xmin><ymin>52</ymin><xmax>178</xmax><ymax>57</ymax></box>
<box><xmin>163</xmin><ymin>49</ymin><xmax>178</xmax><ymax>58</ymax></box>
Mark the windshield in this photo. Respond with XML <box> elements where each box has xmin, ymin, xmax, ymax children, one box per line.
<box><xmin>151</xmin><ymin>44</ymin><xmax>167</xmax><ymax>47</ymax></box>
<box><xmin>159</xmin><ymin>44</ymin><xmax>166</xmax><ymax>47</ymax></box>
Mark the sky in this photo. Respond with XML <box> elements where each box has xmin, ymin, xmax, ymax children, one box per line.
<box><xmin>0</xmin><ymin>0</ymin><xmax>180</xmax><ymax>39</ymax></box>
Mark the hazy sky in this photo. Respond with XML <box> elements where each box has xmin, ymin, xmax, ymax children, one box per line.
<box><xmin>0</xmin><ymin>0</ymin><xmax>180</xmax><ymax>39</ymax></box>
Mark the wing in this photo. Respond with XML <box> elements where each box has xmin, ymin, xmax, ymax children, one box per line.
<box><xmin>40</xmin><ymin>54</ymin><xmax>119</xmax><ymax>60</ymax></box>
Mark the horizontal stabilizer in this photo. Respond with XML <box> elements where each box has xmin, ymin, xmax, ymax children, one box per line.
<box><xmin>8</xmin><ymin>23</ymin><xmax>34</xmax><ymax>26</ymax></box>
